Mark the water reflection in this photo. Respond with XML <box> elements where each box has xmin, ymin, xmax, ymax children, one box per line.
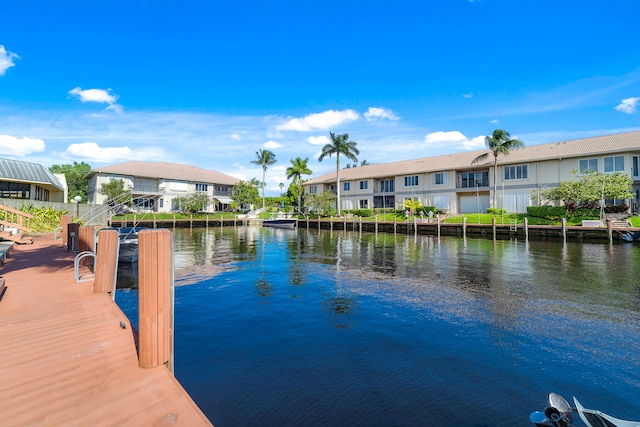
<box><xmin>115</xmin><ymin>226</ymin><xmax>640</xmax><ymax>427</ymax></box>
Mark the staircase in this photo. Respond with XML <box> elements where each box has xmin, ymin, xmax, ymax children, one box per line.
<box><xmin>0</xmin><ymin>204</ymin><xmax>34</xmax><ymax>244</ymax></box>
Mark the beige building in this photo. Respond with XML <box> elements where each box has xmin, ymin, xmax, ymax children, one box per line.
<box><xmin>303</xmin><ymin>131</ymin><xmax>640</xmax><ymax>215</ymax></box>
<box><xmin>0</xmin><ymin>158</ymin><xmax>68</xmax><ymax>203</ymax></box>
<box><xmin>86</xmin><ymin>161</ymin><xmax>240</xmax><ymax>213</ymax></box>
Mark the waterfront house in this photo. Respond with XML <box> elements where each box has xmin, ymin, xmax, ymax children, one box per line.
<box><xmin>86</xmin><ymin>161</ymin><xmax>240</xmax><ymax>213</ymax></box>
<box><xmin>303</xmin><ymin>131</ymin><xmax>640</xmax><ymax>215</ymax></box>
<box><xmin>0</xmin><ymin>158</ymin><xmax>68</xmax><ymax>202</ymax></box>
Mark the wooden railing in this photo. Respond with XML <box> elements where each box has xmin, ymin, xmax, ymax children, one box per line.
<box><xmin>0</xmin><ymin>204</ymin><xmax>34</xmax><ymax>232</ymax></box>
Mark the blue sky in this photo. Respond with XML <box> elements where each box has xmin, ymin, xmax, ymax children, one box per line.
<box><xmin>1</xmin><ymin>1</ymin><xmax>639</xmax><ymax>195</ymax></box>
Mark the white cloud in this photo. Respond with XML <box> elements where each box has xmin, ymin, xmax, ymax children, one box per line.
<box><xmin>264</xmin><ymin>140</ymin><xmax>282</xmax><ymax>149</ymax></box>
<box><xmin>68</xmin><ymin>87</ymin><xmax>123</xmax><ymax>113</ymax></box>
<box><xmin>0</xmin><ymin>135</ymin><xmax>45</xmax><ymax>156</ymax></box>
<box><xmin>463</xmin><ymin>93</ymin><xmax>474</xmax><ymax>99</ymax></box>
<box><xmin>308</xmin><ymin>135</ymin><xmax>330</xmax><ymax>146</ymax></box>
<box><xmin>231</xmin><ymin>133</ymin><xmax>242</xmax><ymax>140</ymax></box>
<box><xmin>0</xmin><ymin>45</ymin><xmax>19</xmax><ymax>76</ymax></box>
<box><xmin>276</xmin><ymin>109</ymin><xmax>359</xmax><ymax>131</ymax></box>
<box><xmin>364</xmin><ymin>107</ymin><xmax>399</xmax><ymax>122</ymax></box>
<box><xmin>424</xmin><ymin>131</ymin><xmax>485</xmax><ymax>150</ymax></box>
<box><xmin>490</xmin><ymin>119</ymin><xmax>499</xmax><ymax>124</ymax></box>
<box><xmin>62</xmin><ymin>142</ymin><xmax>133</xmax><ymax>162</ymax></box>
<box><xmin>615</xmin><ymin>97</ymin><xmax>640</xmax><ymax>114</ymax></box>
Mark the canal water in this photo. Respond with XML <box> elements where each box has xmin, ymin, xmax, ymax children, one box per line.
<box><xmin>115</xmin><ymin>227</ymin><xmax>640</xmax><ymax>427</ymax></box>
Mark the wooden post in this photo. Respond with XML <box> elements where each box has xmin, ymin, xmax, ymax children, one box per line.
<box><xmin>562</xmin><ymin>218</ymin><xmax>567</xmax><ymax>242</ymax></box>
<box><xmin>78</xmin><ymin>226</ymin><xmax>96</xmax><ymax>266</ymax></box>
<box><xmin>437</xmin><ymin>214</ymin><xmax>441</xmax><ymax>238</ymax></box>
<box><xmin>524</xmin><ymin>217</ymin><xmax>529</xmax><ymax>241</ymax></box>
<box><xmin>93</xmin><ymin>229</ymin><xmax>119</xmax><ymax>296</ymax></box>
<box><xmin>67</xmin><ymin>223</ymin><xmax>80</xmax><ymax>252</ymax></box>
<box><xmin>138</xmin><ymin>229</ymin><xmax>174</xmax><ymax>372</ymax></box>
<box><xmin>394</xmin><ymin>216</ymin><xmax>397</xmax><ymax>236</ymax></box>
<box><xmin>463</xmin><ymin>217</ymin><xmax>467</xmax><ymax>238</ymax></box>
<box><xmin>414</xmin><ymin>217</ymin><xmax>417</xmax><ymax>236</ymax></box>
<box><xmin>153</xmin><ymin>213</ymin><xmax>157</xmax><ymax>229</ymax></box>
<box><xmin>607</xmin><ymin>219</ymin><xmax>613</xmax><ymax>244</ymax></box>
<box><xmin>61</xmin><ymin>214</ymin><xmax>72</xmax><ymax>247</ymax></box>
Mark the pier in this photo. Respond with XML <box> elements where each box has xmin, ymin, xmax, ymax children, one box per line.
<box><xmin>0</xmin><ymin>234</ymin><xmax>212</xmax><ymax>427</ymax></box>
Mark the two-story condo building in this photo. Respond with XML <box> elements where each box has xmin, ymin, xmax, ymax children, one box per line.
<box><xmin>303</xmin><ymin>131</ymin><xmax>640</xmax><ymax>215</ymax></box>
<box><xmin>86</xmin><ymin>161</ymin><xmax>240</xmax><ymax>213</ymax></box>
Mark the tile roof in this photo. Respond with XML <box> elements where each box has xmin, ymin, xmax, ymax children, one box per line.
<box><xmin>306</xmin><ymin>130</ymin><xmax>640</xmax><ymax>184</ymax></box>
<box><xmin>0</xmin><ymin>158</ymin><xmax>65</xmax><ymax>190</ymax></box>
<box><xmin>88</xmin><ymin>161</ymin><xmax>240</xmax><ymax>185</ymax></box>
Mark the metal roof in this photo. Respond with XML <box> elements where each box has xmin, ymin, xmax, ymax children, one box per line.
<box><xmin>0</xmin><ymin>158</ymin><xmax>65</xmax><ymax>190</ymax></box>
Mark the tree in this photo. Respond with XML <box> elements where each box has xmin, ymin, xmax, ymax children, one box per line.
<box><xmin>99</xmin><ymin>179</ymin><xmax>132</xmax><ymax>212</ymax></box>
<box><xmin>471</xmin><ymin>129</ymin><xmax>524</xmax><ymax>208</ymax></box>
<box><xmin>232</xmin><ymin>181</ymin><xmax>260</xmax><ymax>211</ymax></box>
<box><xmin>404</xmin><ymin>198</ymin><xmax>422</xmax><ymax>216</ymax></box>
<box><xmin>540</xmin><ymin>171</ymin><xmax>633</xmax><ymax>208</ymax></box>
<box><xmin>249</xmin><ymin>177</ymin><xmax>262</xmax><ymax>188</ymax></box>
<box><xmin>304</xmin><ymin>191</ymin><xmax>336</xmax><ymax>216</ymax></box>
<box><xmin>286</xmin><ymin>157</ymin><xmax>312</xmax><ymax>215</ymax></box>
<box><xmin>173</xmin><ymin>193</ymin><xmax>211</xmax><ymax>214</ymax></box>
<box><xmin>49</xmin><ymin>161</ymin><xmax>91</xmax><ymax>202</ymax></box>
<box><xmin>250</xmin><ymin>149</ymin><xmax>277</xmax><ymax>212</ymax></box>
<box><xmin>318</xmin><ymin>132</ymin><xmax>359</xmax><ymax>216</ymax></box>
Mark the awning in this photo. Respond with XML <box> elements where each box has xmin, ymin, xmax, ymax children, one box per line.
<box><xmin>212</xmin><ymin>196</ymin><xmax>233</xmax><ymax>204</ymax></box>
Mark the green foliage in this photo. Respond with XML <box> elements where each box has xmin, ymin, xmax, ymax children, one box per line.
<box><xmin>99</xmin><ymin>178</ymin><xmax>132</xmax><ymax>210</ymax></box>
<box><xmin>403</xmin><ymin>198</ymin><xmax>422</xmax><ymax>214</ymax></box>
<box><xmin>527</xmin><ymin>206</ymin><xmax>567</xmax><ymax>220</ymax></box>
<box><xmin>250</xmin><ymin>149</ymin><xmax>277</xmax><ymax>211</ymax></box>
<box><xmin>49</xmin><ymin>161</ymin><xmax>91</xmax><ymax>202</ymax></box>
<box><xmin>173</xmin><ymin>192</ymin><xmax>211</xmax><ymax>214</ymax></box>
<box><xmin>540</xmin><ymin>171</ymin><xmax>633</xmax><ymax>207</ymax></box>
<box><xmin>486</xmin><ymin>207</ymin><xmax>507</xmax><ymax>215</ymax></box>
<box><xmin>348</xmin><ymin>209</ymin><xmax>373</xmax><ymax>217</ymax></box>
<box><xmin>304</xmin><ymin>191</ymin><xmax>336</xmax><ymax>216</ymax></box>
<box><xmin>19</xmin><ymin>204</ymin><xmax>67</xmax><ymax>232</ymax></box>
<box><xmin>318</xmin><ymin>132</ymin><xmax>359</xmax><ymax>216</ymax></box>
<box><xmin>286</xmin><ymin>157</ymin><xmax>312</xmax><ymax>214</ymax></box>
<box><xmin>232</xmin><ymin>181</ymin><xmax>260</xmax><ymax>210</ymax></box>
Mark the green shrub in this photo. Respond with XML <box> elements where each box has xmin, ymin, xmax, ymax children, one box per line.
<box><xmin>347</xmin><ymin>209</ymin><xmax>373</xmax><ymax>217</ymax></box>
<box><xmin>527</xmin><ymin>206</ymin><xmax>567</xmax><ymax>220</ymax></box>
<box><xmin>486</xmin><ymin>207</ymin><xmax>507</xmax><ymax>215</ymax></box>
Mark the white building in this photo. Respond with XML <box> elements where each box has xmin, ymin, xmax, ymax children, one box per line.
<box><xmin>303</xmin><ymin>131</ymin><xmax>640</xmax><ymax>215</ymax></box>
<box><xmin>86</xmin><ymin>161</ymin><xmax>240</xmax><ymax>213</ymax></box>
<box><xmin>0</xmin><ymin>158</ymin><xmax>68</xmax><ymax>203</ymax></box>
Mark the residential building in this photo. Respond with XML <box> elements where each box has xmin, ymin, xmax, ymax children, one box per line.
<box><xmin>86</xmin><ymin>161</ymin><xmax>240</xmax><ymax>213</ymax></box>
<box><xmin>303</xmin><ymin>131</ymin><xmax>640</xmax><ymax>215</ymax></box>
<box><xmin>0</xmin><ymin>158</ymin><xmax>68</xmax><ymax>203</ymax></box>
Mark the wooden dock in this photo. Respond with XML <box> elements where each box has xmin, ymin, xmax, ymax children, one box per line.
<box><xmin>0</xmin><ymin>234</ymin><xmax>213</xmax><ymax>427</ymax></box>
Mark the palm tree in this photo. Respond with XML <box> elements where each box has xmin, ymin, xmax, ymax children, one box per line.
<box><xmin>471</xmin><ymin>129</ymin><xmax>524</xmax><ymax>208</ymax></box>
<box><xmin>250</xmin><ymin>149</ymin><xmax>277</xmax><ymax>212</ymax></box>
<box><xmin>286</xmin><ymin>157</ymin><xmax>312</xmax><ymax>215</ymax></box>
<box><xmin>249</xmin><ymin>177</ymin><xmax>262</xmax><ymax>188</ymax></box>
<box><xmin>318</xmin><ymin>132</ymin><xmax>359</xmax><ymax>216</ymax></box>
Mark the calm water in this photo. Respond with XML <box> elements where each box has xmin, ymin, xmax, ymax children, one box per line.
<box><xmin>115</xmin><ymin>227</ymin><xmax>640</xmax><ymax>427</ymax></box>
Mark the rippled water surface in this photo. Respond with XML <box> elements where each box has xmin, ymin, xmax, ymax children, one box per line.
<box><xmin>116</xmin><ymin>227</ymin><xmax>640</xmax><ymax>427</ymax></box>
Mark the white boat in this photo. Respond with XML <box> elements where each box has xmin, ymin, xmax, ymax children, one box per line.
<box><xmin>530</xmin><ymin>392</ymin><xmax>640</xmax><ymax>427</ymax></box>
<box><xmin>574</xmin><ymin>397</ymin><xmax>640</xmax><ymax>427</ymax></box>
<box><xmin>262</xmin><ymin>219</ymin><xmax>297</xmax><ymax>229</ymax></box>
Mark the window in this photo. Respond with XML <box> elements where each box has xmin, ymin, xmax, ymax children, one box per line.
<box><xmin>379</xmin><ymin>179</ymin><xmax>395</xmax><ymax>193</ymax></box>
<box><xmin>308</xmin><ymin>185</ymin><xmax>317</xmax><ymax>194</ymax></box>
<box><xmin>604</xmin><ymin>156</ymin><xmax>624</xmax><ymax>173</ymax></box>
<box><xmin>359</xmin><ymin>180</ymin><xmax>368</xmax><ymax>190</ymax></box>
<box><xmin>503</xmin><ymin>164</ymin><xmax>528</xmax><ymax>180</ymax></box>
<box><xmin>404</xmin><ymin>175</ymin><xmax>418</xmax><ymax>187</ymax></box>
<box><xmin>359</xmin><ymin>199</ymin><xmax>369</xmax><ymax>209</ymax></box>
<box><xmin>434</xmin><ymin>195</ymin><xmax>449</xmax><ymax>210</ymax></box>
<box><xmin>343</xmin><ymin>182</ymin><xmax>351</xmax><ymax>191</ymax></box>
<box><xmin>579</xmin><ymin>158</ymin><xmax>598</xmax><ymax>174</ymax></box>
<box><xmin>459</xmin><ymin>172</ymin><xmax>489</xmax><ymax>188</ymax></box>
<box><xmin>434</xmin><ymin>172</ymin><xmax>448</xmax><ymax>185</ymax></box>
<box><xmin>159</xmin><ymin>199</ymin><xmax>164</xmax><ymax>208</ymax></box>
<box><xmin>195</xmin><ymin>183</ymin><xmax>208</xmax><ymax>192</ymax></box>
